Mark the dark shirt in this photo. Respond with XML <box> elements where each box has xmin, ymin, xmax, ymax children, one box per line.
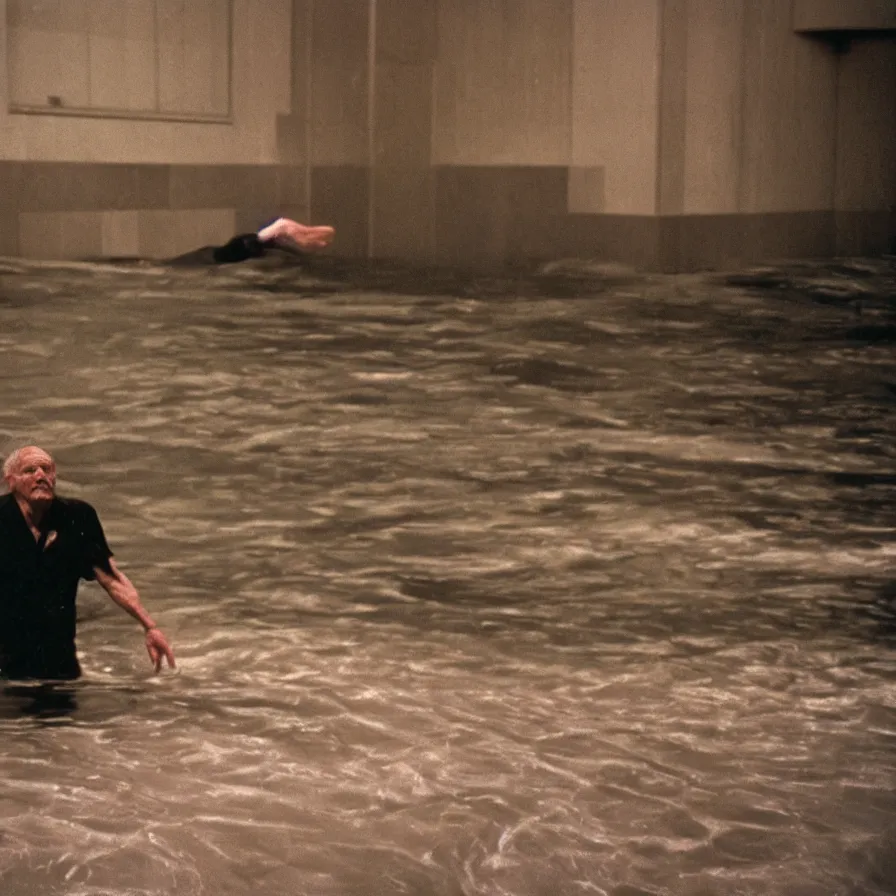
<box><xmin>167</xmin><ymin>233</ymin><xmax>269</xmax><ymax>266</ymax></box>
<box><xmin>212</xmin><ymin>233</ymin><xmax>268</xmax><ymax>264</ymax></box>
<box><xmin>0</xmin><ymin>494</ymin><xmax>113</xmax><ymax>680</ymax></box>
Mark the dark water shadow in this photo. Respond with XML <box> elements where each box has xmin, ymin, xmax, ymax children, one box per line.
<box><xmin>489</xmin><ymin>357</ymin><xmax>601</xmax><ymax>392</ymax></box>
<box><xmin>0</xmin><ymin>680</ymin><xmax>153</xmax><ymax>727</ymax></box>
<box><xmin>840</xmin><ymin>580</ymin><xmax>896</xmax><ymax>643</ymax></box>
<box><xmin>0</xmin><ymin>683</ymin><xmax>79</xmax><ymax>725</ymax></box>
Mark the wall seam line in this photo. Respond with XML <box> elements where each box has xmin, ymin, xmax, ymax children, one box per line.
<box><xmin>366</xmin><ymin>0</ymin><xmax>377</xmax><ymax>258</ymax></box>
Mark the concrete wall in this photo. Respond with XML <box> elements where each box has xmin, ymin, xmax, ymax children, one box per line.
<box><xmin>571</xmin><ymin>0</ymin><xmax>660</xmax><ymax>216</ymax></box>
<box><xmin>677</xmin><ymin>0</ymin><xmax>839</xmax><ymax>216</ymax></box>
<box><xmin>834</xmin><ymin>34</ymin><xmax>896</xmax><ymax>255</ymax></box>
<box><xmin>305</xmin><ymin>0</ymin><xmax>371</xmax><ymax>256</ymax></box>
<box><xmin>433</xmin><ymin>0</ymin><xmax>571</xmax><ymax>166</ymax></box>
<box><xmin>676</xmin><ymin>0</ymin><xmax>744</xmax><ymax>216</ymax></box>
<box><xmin>423</xmin><ymin>0</ymin><xmax>894</xmax><ymax>272</ymax></box>
<box><xmin>428</xmin><ymin>0</ymin><xmax>573</xmax><ymax>267</ymax></box>
<box><xmin>0</xmin><ymin>0</ymin><xmax>306</xmax><ymax>259</ymax></box>
<box><xmin>739</xmin><ymin>2</ymin><xmax>838</xmax><ymax>215</ymax></box>
<box><xmin>427</xmin><ymin>0</ymin><xmax>669</xmax><ymax>269</ymax></box>
<box><xmin>666</xmin><ymin>0</ymin><xmax>895</xmax><ymax>269</ymax></box>
<box><xmin>793</xmin><ymin>0</ymin><xmax>896</xmax><ymax>31</ymax></box>
<box><xmin>371</xmin><ymin>0</ymin><xmax>438</xmax><ymax>260</ymax></box>
<box><xmin>0</xmin><ymin>0</ymin><xmax>291</xmax><ymax>163</ymax></box>
<box><xmin>2</xmin><ymin>0</ymin><xmax>894</xmax><ymax>269</ymax></box>
<box><xmin>661</xmin><ymin>0</ymin><xmax>841</xmax><ymax>270</ymax></box>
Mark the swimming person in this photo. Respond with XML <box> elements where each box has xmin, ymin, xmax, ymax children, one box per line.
<box><xmin>0</xmin><ymin>446</ymin><xmax>176</xmax><ymax>680</ymax></box>
<box><xmin>168</xmin><ymin>217</ymin><xmax>336</xmax><ymax>266</ymax></box>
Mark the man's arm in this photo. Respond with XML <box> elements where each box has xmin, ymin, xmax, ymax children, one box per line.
<box><xmin>93</xmin><ymin>559</ymin><xmax>176</xmax><ymax>672</ymax></box>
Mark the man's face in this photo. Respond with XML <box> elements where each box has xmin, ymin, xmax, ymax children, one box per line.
<box><xmin>6</xmin><ymin>447</ymin><xmax>57</xmax><ymax>505</ymax></box>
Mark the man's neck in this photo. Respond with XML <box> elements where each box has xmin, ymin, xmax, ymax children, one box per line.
<box><xmin>14</xmin><ymin>495</ymin><xmax>51</xmax><ymax>534</ymax></box>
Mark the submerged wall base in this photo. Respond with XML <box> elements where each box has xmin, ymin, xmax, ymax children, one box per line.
<box><xmin>1</xmin><ymin>161</ymin><xmax>893</xmax><ymax>272</ymax></box>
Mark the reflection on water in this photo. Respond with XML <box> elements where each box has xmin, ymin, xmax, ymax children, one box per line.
<box><xmin>0</xmin><ymin>254</ymin><xmax>894</xmax><ymax>896</ymax></box>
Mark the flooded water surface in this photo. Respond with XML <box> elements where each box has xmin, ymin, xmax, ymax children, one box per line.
<box><xmin>0</xmin><ymin>255</ymin><xmax>894</xmax><ymax>896</ymax></box>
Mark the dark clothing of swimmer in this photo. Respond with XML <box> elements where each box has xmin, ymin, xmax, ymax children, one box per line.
<box><xmin>168</xmin><ymin>217</ymin><xmax>335</xmax><ymax>266</ymax></box>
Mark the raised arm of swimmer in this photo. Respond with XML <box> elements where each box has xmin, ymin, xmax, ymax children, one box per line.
<box><xmin>94</xmin><ymin>560</ymin><xmax>176</xmax><ymax>673</ymax></box>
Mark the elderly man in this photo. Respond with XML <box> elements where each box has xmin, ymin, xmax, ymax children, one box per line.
<box><xmin>0</xmin><ymin>446</ymin><xmax>175</xmax><ymax>680</ymax></box>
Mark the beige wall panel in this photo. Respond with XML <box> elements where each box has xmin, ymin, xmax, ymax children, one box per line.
<box><xmin>432</xmin><ymin>0</ymin><xmax>572</xmax><ymax>166</ymax></box>
<box><xmin>18</xmin><ymin>212</ymin><xmax>65</xmax><ymax>259</ymax></box>
<box><xmin>372</xmin><ymin>166</ymin><xmax>434</xmax><ymax>260</ymax></box>
<box><xmin>657</xmin><ymin>0</ymin><xmax>687</xmax><ymax>216</ymax></box>
<box><xmin>682</xmin><ymin>0</ymin><xmax>744</xmax><ymax>214</ymax></box>
<box><xmin>372</xmin><ymin>59</ymin><xmax>434</xmax><ymax>258</ymax></box>
<box><xmin>0</xmin><ymin>210</ymin><xmax>18</xmax><ymax>257</ymax></box>
<box><xmin>793</xmin><ymin>0</ymin><xmax>896</xmax><ymax>31</ymax></box>
<box><xmin>276</xmin><ymin>0</ymin><xmax>311</xmax><ymax>164</ymax></box>
<box><xmin>0</xmin><ymin>127</ymin><xmax>22</xmax><ymax>158</ymax></box>
<box><xmin>101</xmin><ymin>210</ymin><xmax>141</xmax><ymax>256</ymax></box>
<box><xmin>157</xmin><ymin>0</ymin><xmax>231</xmax><ymax>116</ymax></box>
<box><xmin>0</xmin><ymin>1</ymin><xmax>292</xmax><ymax>165</ymax></box>
<box><xmin>276</xmin><ymin>113</ymin><xmax>307</xmax><ymax>165</ymax></box>
<box><xmin>8</xmin><ymin>28</ymin><xmax>90</xmax><ymax>107</ymax></box>
<box><xmin>310</xmin><ymin>166</ymin><xmax>369</xmax><ymax>256</ymax></box>
<box><xmin>374</xmin><ymin>62</ymin><xmax>433</xmax><ymax>169</ymax></box>
<box><xmin>289</xmin><ymin>0</ymin><xmax>311</xmax><ymax>109</ymax></box>
<box><xmin>571</xmin><ymin>0</ymin><xmax>660</xmax><ymax>215</ymax></box>
<box><xmin>232</xmin><ymin>0</ymin><xmax>292</xmax><ymax>146</ymax></box>
<box><xmin>88</xmin><ymin>37</ymin><xmax>156</xmax><ymax>111</ymax></box>
<box><xmin>7</xmin><ymin>0</ymin><xmax>88</xmax><ymax>30</ymax></box>
<box><xmin>87</xmin><ymin>0</ymin><xmax>156</xmax><ymax>111</ymax></box>
<box><xmin>376</xmin><ymin>0</ymin><xmax>437</xmax><ymax>63</ymax></box>
<box><xmin>739</xmin><ymin>1</ymin><xmax>837</xmax><ymax>213</ymax></box>
<box><xmin>137</xmin><ymin>208</ymin><xmax>235</xmax><ymax>258</ymax></box>
<box><xmin>121</xmin><ymin>0</ymin><xmax>154</xmax><ymax>39</ymax></box>
<box><xmin>567</xmin><ymin>167</ymin><xmax>605</xmax><ymax>214</ymax></box>
<box><xmin>372</xmin><ymin>0</ymin><xmax>436</xmax><ymax>259</ymax></box>
<box><xmin>60</xmin><ymin>212</ymin><xmax>103</xmax><ymax>258</ymax></box>
<box><xmin>274</xmin><ymin>164</ymin><xmax>309</xmax><ymax>211</ymax></box>
<box><xmin>433</xmin><ymin>167</ymin><xmax>510</xmax><ymax>266</ymax></box>
<box><xmin>835</xmin><ymin>37</ymin><xmax>896</xmax><ymax>212</ymax></box>
<box><xmin>19</xmin><ymin>211</ymin><xmax>103</xmax><ymax>259</ymax></box>
<box><xmin>308</xmin><ymin>0</ymin><xmax>369</xmax><ymax>166</ymax></box>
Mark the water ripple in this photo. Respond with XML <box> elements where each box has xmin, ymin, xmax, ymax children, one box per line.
<box><xmin>0</xmin><ymin>256</ymin><xmax>894</xmax><ymax>895</ymax></box>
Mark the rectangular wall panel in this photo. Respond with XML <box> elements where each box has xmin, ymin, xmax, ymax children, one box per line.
<box><xmin>793</xmin><ymin>0</ymin><xmax>896</xmax><ymax>31</ymax></box>
<box><xmin>309</xmin><ymin>0</ymin><xmax>369</xmax><ymax>166</ymax></box>
<box><xmin>681</xmin><ymin>0</ymin><xmax>745</xmax><ymax>214</ymax></box>
<box><xmin>157</xmin><ymin>0</ymin><xmax>230</xmax><ymax>116</ymax></box>
<box><xmin>0</xmin><ymin>1</ymin><xmax>292</xmax><ymax>165</ymax></box>
<box><xmin>433</xmin><ymin>0</ymin><xmax>572</xmax><ymax>166</ymax></box>
<box><xmin>371</xmin><ymin>58</ymin><xmax>435</xmax><ymax>258</ymax></box>
<box><xmin>87</xmin><ymin>0</ymin><xmax>156</xmax><ymax>111</ymax></box>
<box><xmin>376</xmin><ymin>0</ymin><xmax>436</xmax><ymax>63</ymax></box>
<box><xmin>571</xmin><ymin>0</ymin><xmax>661</xmax><ymax>215</ymax></box>
<box><xmin>835</xmin><ymin>37</ymin><xmax>896</xmax><ymax>212</ymax></box>
<box><xmin>739</xmin><ymin>0</ymin><xmax>838</xmax><ymax>213</ymax></box>
<box><xmin>8</xmin><ymin>27</ymin><xmax>90</xmax><ymax>107</ymax></box>
<box><xmin>136</xmin><ymin>207</ymin><xmax>235</xmax><ymax>257</ymax></box>
<box><xmin>19</xmin><ymin>210</ymin><xmax>103</xmax><ymax>259</ymax></box>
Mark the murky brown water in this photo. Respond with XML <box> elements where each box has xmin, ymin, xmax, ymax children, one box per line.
<box><xmin>0</xmin><ymin>254</ymin><xmax>894</xmax><ymax>896</ymax></box>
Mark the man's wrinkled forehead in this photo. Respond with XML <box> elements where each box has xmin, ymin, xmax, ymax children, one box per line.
<box><xmin>14</xmin><ymin>447</ymin><xmax>55</xmax><ymax>472</ymax></box>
